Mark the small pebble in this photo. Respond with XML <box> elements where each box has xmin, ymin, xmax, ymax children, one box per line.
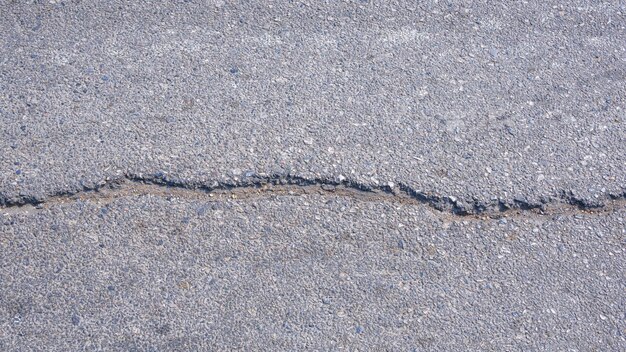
<box><xmin>71</xmin><ymin>315</ymin><xmax>80</xmax><ymax>326</ymax></box>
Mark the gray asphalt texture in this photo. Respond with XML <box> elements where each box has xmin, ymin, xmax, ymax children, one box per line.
<box><xmin>1</xmin><ymin>0</ymin><xmax>624</xmax><ymax>206</ymax></box>
<box><xmin>1</xmin><ymin>195</ymin><xmax>624</xmax><ymax>351</ymax></box>
<box><xmin>1</xmin><ymin>1</ymin><xmax>625</xmax><ymax>351</ymax></box>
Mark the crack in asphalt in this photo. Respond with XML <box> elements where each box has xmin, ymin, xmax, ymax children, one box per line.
<box><xmin>1</xmin><ymin>172</ymin><xmax>624</xmax><ymax>217</ymax></box>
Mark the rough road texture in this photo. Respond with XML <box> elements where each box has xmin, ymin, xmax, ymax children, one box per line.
<box><xmin>1</xmin><ymin>195</ymin><xmax>624</xmax><ymax>351</ymax></box>
<box><xmin>1</xmin><ymin>0</ymin><xmax>624</xmax><ymax>207</ymax></box>
<box><xmin>1</xmin><ymin>1</ymin><xmax>625</xmax><ymax>351</ymax></box>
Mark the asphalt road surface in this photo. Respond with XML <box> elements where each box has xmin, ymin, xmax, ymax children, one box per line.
<box><xmin>1</xmin><ymin>194</ymin><xmax>624</xmax><ymax>351</ymax></box>
<box><xmin>0</xmin><ymin>1</ymin><xmax>624</xmax><ymax>351</ymax></box>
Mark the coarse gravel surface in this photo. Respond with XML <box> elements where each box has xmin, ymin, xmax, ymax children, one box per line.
<box><xmin>1</xmin><ymin>193</ymin><xmax>624</xmax><ymax>351</ymax></box>
<box><xmin>1</xmin><ymin>0</ymin><xmax>624</xmax><ymax>206</ymax></box>
<box><xmin>1</xmin><ymin>1</ymin><xmax>625</xmax><ymax>351</ymax></box>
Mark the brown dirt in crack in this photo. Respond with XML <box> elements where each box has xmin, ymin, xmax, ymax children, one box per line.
<box><xmin>2</xmin><ymin>179</ymin><xmax>623</xmax><ymax>221</ymax></box>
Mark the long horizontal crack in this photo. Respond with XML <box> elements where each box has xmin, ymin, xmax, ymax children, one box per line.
<box><xmin>1</xmin><ymin>173</ymin><xmax>625</xmax><ymax>217</ymax></box>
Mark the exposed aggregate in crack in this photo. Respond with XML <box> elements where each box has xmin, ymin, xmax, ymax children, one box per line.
<box><xmin>1</xmin><ymin>172</ymin><xmax>625</xmax><ymax>217</ymax></box>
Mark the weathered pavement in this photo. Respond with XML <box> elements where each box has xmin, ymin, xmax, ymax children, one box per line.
<box><xmin>1</xmin><ymin>1</ymin><xmax>625</xmax><ymax>351</ymax></box>
<box><xmin>1</xmin><ymin>0</ymin><xmax>624</xmax><ymax>208</ymax></box>
<box><xmin>1</xmin><ymin>194</ymin><xmax>624</xmax><ymax>351</ymax></box>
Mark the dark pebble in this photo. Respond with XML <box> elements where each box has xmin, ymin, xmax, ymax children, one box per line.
<box><xmin>197</xmin><ymin>204</ymin><xmax>210</xmax><ymax>216</ymax></box>
<box><xmin>71</xmin><ymin>315</ymin><xmax>80</xmax><ymax>326</ymax></box>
